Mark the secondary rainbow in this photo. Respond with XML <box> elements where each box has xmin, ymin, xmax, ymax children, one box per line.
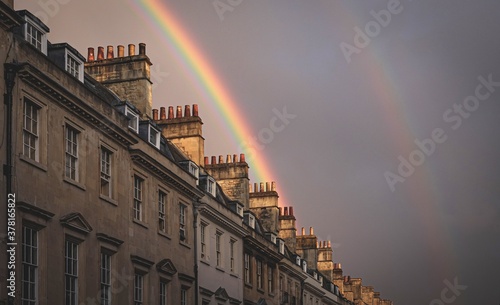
<box><xmin>129</xmin><ymin>0</ymin><xmax>287</xmax><ymax>202</ymax></box>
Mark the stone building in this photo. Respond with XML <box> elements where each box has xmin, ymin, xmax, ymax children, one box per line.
<box><xmin>1</xmin><ymin>1</ymin><xmax>395</xmax><ymax>305</ymax></box>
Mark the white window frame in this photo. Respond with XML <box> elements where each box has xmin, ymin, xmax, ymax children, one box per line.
<box><xmin>24</xmin><ymin>16</ymin><xmax>47</xmax><ymax>54</ymax></box>
<box><xmin>158</xmin><ymin>190</ymin><xmax>167</xmax><ymax>232</ymax></box>
<box><xmin>179</xmin><ymin>203</ymin><xmax>187</xmax><ymax>242</ymax></box>
<box><xmin>133</xmin><ymin>176</ymin><xmax>143</xmax><ymax>221</ymax></box>
<box><xmin>268</xmin><ymin>265</ymin><xmax>274</xmax><ymax>293</ymax></box>
<box><xmin>189</xmin><ymin>162</ymin><xmax>199</xmax><ymax>184</ymax></box>
<box><xmin>256</xmin><ymin>259</ymin><xmax>263</xmax><ymax>289</ymax></box>
<box><xmin>215</xmin><ymin>231</ymin><xmax>222</xmax><ymax>267</ymax></box>
<box><xmin>244</xmin><ymin>253</ymin><xmax>251</xmax><ymax>284</ymax></box>
<box><xmin>65</xmin><ymin>239</ymin><xmax>78</xmax><ymax>305</ymax></box>
<box><xmin>23</xmin><ymin>99</ymin><xmax>40</xmax><ymax>161</ymax></box>
<box><xmin>148</xmin><ymin>124</ymin><xmax>160</xmax><ymax>148</ymax></box>
<box><xmin>134</xmin><ymin>273</ymin><xmax>144</xmax><ymax>305</ymax></box>
<box><xmin>22</xmin><ymin>226</ymin><xmax>38</xmax><ymax>305</ymax></box>
<box><xmin>181</xmin><ymin>288</ymin><xmax>187</xmax><ymax>305</ymax></box>
<box><xmin>230</xmin><ymin>239</ymin><xmax>236</xmax><ymax>273</ymax></box>
<box><xmin>65</xmin><ymin>125</ymin><xmax>79</xmax><ymax>181</ymax></box>
<box><xmin>207</xmin><ymin>177</ymin><xmax>216</xmax><ymax>197</ymax></box>
<box><xmin>100</xmin><ymin>252</ymin><xmax>112</xmax><ymax>305</ymax></box>
<box><xmin>159</xmin><ymin>281</ymin><xmax>168</xmax><ymax>305</ymax></box>
<box><xmin>65</xmin><ymin>49</ymin><xmax>84</xmax><ymax>82</ymax></box>
<box><xmin>100</xmin><ymin>147</ymin><xmax>112</xmax><ymax>198</ymax></box>
<box><xmin>200</xmin><ymin>223</ymin><xmax>207</xmax><ymax>259</ymax></box>
<box><xmin>125</xmin><ymin>107</ymin><xmax>139</xmax><ymax>133</ymax></box>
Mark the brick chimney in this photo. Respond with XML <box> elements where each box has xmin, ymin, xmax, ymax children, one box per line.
<box><xmin>85</xmin><ymin>43</ymin><xmax>153</xmax><ymax>119</ymax></box>
<box><xmin>249</xmin><ymin>181</ymin><xmax>280</xmax><ymax>234</ymax></box>
<box><xmin>279</xmin><ymin>206</ymin><xmax>297</xmax><ymax>253</ymax></box>
<box><xmin>317</xmin><ymin>239</ymin><xmax>335</xmax><ymax>282</ymax></box>
<box><xmin>153</xmin><ymin>104</ymin><xmax>205</xmax><ymax>166</ymax></box>
<box><xmin>205</xmin><ymin>153</ymin><xmax>249</xmax><ymax>208</ymax></box>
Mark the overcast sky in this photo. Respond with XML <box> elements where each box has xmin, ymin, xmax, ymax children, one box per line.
<box><xmin>15</xmin><ymin>1</ymin><xmax>500</xmax><ymax>304</ymax></box>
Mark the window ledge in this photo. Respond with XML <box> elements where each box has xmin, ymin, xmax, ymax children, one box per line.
<box><xmin>99</xmin><ymin>194</ymin><xmax>117</xmax><ymax>206</ymax></box>
<box><xmin>216</xmin><ymin>266</ymin><xmax>225</xmax><ymax>273</ymax></box>
<box><xmin>257</xmin><ymin>288</ymin><xmax>265</xmax><ymax>294</ymax></box>
<box><xmin>133</xmin><ymin>219</ymin><xmax>148</xmax><ymax>229</ymax></box>
<box><xmin>19</xmin><ymin>154</ymin><xmax>47</xmax><ymax>172</ymax></box>
<box><xmin>230</xmin><ymin>272</ymin><xmax>239</xmax><ymax>278</ymax></box>
<box><xmin>158</xmin><ymin>230</ymin><xmax>171</xmax><ymax>240</ymax></box>
<box><xmin>63</xmin><ymin>177</ymin><xmax>86</xmax><ymax>191</ymax></box>
<box><xmin>245</xmin><ymin>283</ymin><xmax>253</xmax><ymax>289</ymax></box>
<box><xmin>200</xmin><ymin>260</ymin><xmax>210</xmax><ymax>266</ymax></box>
<box><xmin>179</xmin><ymin>241</ymin><xmax>191</xmax><ymax>249</ymax></box>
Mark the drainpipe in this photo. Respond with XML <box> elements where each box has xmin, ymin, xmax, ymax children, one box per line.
<box><xmin>193</xmin><ymin>198</ymin><xmax>200</xmax><ymax>305</ymax></box>
<box><xmin>4</xmin><ymin>62</ymin><xmax>21</xmax><ymax>305</ymax></box>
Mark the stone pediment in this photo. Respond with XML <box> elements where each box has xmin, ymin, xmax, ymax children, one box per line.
<box><xmin>156</xmin><ymin>259</ymin><xmax>177</xmax><ymax>276</ymax></box>
<box><xmin>60</xmin><ymin>212</ymin><xmax>92</xmax><ymax>234</ymax></box>
<box><xmin>215</xmin><ymin>287</ymin><xmax>229</xmax><ymax>301</ymax></box>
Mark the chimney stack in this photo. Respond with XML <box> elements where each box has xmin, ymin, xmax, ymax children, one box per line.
<box><xmin>128</xmin><ymin>44</ymin><xmax>135</xmax><ymax>56</ymax></box>
<box><xmin>87</xmin><ymin>47</ymin><xmax>95</xmax><ymax>62</ymax></box>
<box><xmin>97</xmin><ymin>47</ymin><xmax>104</xmax><ymax>60</ymax></box>
<box><xmin>139</xmin><ymin>43</ymin><xmax>146</xmax><ymax>55</ymax></box>
<box><xmin>107</xmin><ymin>45</ymin><xmax>114</xmax><ymax>59</ymax></box>
<box><xmin>117</xmin><ymin>45</ymin><xmax>124</xmax><ymax>57</ymax></box>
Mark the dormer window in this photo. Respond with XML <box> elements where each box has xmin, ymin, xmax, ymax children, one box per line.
<box><xmin>189</xmin><ymin>162</ymin><xmax>199</xmax><ymax>180</ymax></box>
<box><xmin>302</xmin><ymin>260</ymin><xmax>307</xmax><ymax>273</ymax></box>
<box><xmin>206</xmin><ymin>176</ymin><xmax>216</xmax><ymax>197</ymax></box>
<box><xmin>20</xmin><ymin>12</ymin><xmax>49</xmax><ymax>54</ymax></box>
<box><xmin>278</xmin><ymin>239</ymin><xmax>285</xmax><ymax>254</ymax></box>
<box><xmin>249</xmin><ymin>215</ymin><xmax>255</xmax><ymax>229</ymax></box>
<box><xmin>148</xmin><ymin>125</ymin><xmax>160</xmax><ymax>148</ymax></box>
<box><xmin>125</xmin><ymin>107</ymin><xmax>139</xmax><ymax>133</ymax></box>
<box><xmin>66</xmin><ymin>52</ymin><xmax>84</xmax><ymax>81</ymax></box>
<box><xmin>295</xmin><ymin>256</ymin><xmax>301</xmax><ymax>266</ymax></box>
<box><xmin>236</xmin><ymin>205</ymin><xmax>243</xmax><ymax>217</ymax></box>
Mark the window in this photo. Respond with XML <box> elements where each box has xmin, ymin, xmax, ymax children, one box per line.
<box><xmin>66</xmin><ymin>54</ymin><xmax>81</xmax><ymax>79</ymax></box>
<box><xmin>256</xmin><ymin>259</ymin><xmax>263</xmax><ymax>289</ymax></box>
<box><xmin>268</xmin><ymin>266</ymin><xmax>274</xmax><ymax>293</ymax></box>
<box><xmin>65</xmin><ymin>125</ymin><xmax>79</xmax><ymax>181</ymax></box>
<box><xmin>200</xmin><ymin>223</ymin><xmax>207</xmax><ymax>259</ymax></box>
<box><xmin>125</xmin><ymin>107</ymin><xmax>139</xmax><ymax>132</ymax></box>
<box><xmin>179</xmin><ymin>204</ymin><xmax>187</xmax><ymax>241</ymax></box>
<box><xmin>65</xmin><ymin>240</ymin><xmax>78</xmax><ymax>305</ymax></box>
<box><xmin>100</xmin><ymin>148</ymin><xmax>112</xmax><ymax>197</ymax></box>
<box><xmin>149</xmin><ymin>125</ymin><xmax>160</xmax><ymax>148</ymax></box>
<box><xmin>207</xmin><ymin>177</ymin><xmax>216</xmax><ymax>196</ymax></box>
<box><xmin>22</xmin><ymin>226</ymin><xmax>38</xmax><ymax>305</ymax></box>
<box><xmin>25</xmin><ymin>21</ymin><xmax>43</xmax><ymax>51</ymax></box>
<box><xmin>230</xmin><ymin>240</ymin><xmax>235</xmax><ymax>273</ymax></box>
<box><xmin>188</xmin><ymin>162</ymin><xmax>199</xmax><ymax>178</ymax></box>
<box><xmin>244</xmin><ymin>253</ymin><xmax>251</xmax><ymax>284</ymax></box>
<box><xmin>101</xmin><ymin>252</ymin><xmax>112</xmax><ymax>305</ymax></box>
<box><xmin>133</xmin><ymin>176</ymin><xmax>143</xmax><ymax>221</ymax></box>
<box><xmin>279</xmin><ymin>276</ymin><xmax>284</xmax><ymax>304</ymax></box>
<box><xmin>216</xmin><ymin>231</ymin><xmax>222</xmax><ymax>267</ymax></box>
<box><xmin>158</xmin><ymin>191</ymin><xmax>167</xmax><ymax>232</ymax></box>
<box><xmin>23</xmin><ymin>99</ymin><xmax>40</xmax><ymax>161</ymax></box>
<box><xmin>180</xmin><ymin>288</ymin><xmax>187</xmax><ymax>305</ymax></box>
<box><xmin>134</xmin><ymin>274</ymin><xmax>143</xmax><ymax>305</ymax></box>
<box><xmin>160</xmin><ymin>282</ymin><xmax>167</xmax><ymax>305</ymax></box>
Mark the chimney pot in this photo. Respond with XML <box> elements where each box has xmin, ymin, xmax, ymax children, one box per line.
<box><xmin>153</xmin><ymin>109</ymin><xmax>159</xmax><ymax>121</ymax></box>
<box><xmin>211</xmin><ymin>156</ymin><xmax>216</xmax><ymax>165</ymax></box>
<box><xmin>176</xmin><ymin>106</ymin><xmax>182</xmax><ymax>118</ymax></box>
<box><xmin>193</xmin><ymin>104</ymin><xmax>199</xmax><ymax>116</ymax></box>
<box><xmin>87</xmin><ymin>47</ymin><xmax>95</xmax><ymax>62</ymax></box>
<box><xmin>128</xmin><ymin>44</ymin><xmax>135</xmax><ymax>56</ymax></box>
<box><xmin>185</xmin><ymin>105</ymin><xmax>191</xmax><ymax>117</ymax></box>
<box><xmin>204</xmin><ymin>156</ymin><xmax>209</xmax><ymax>166</ymax></box>
<box><xmin>284</xmin><ymin>207</ymin><xmax>288</xmax><ymax>216</ymax></box>
<box><xmin>107</xmin><ymin>45</ymin><xmax>114</xmax><ymax>59</ymax></box>
<box><xmin>289</xmin><ymin>207</ymin><xmax>294</xmax><ymax>216</ymax></box>
<box><xmin>240</xmin><ymin>153</ymin><xmax>245</xmax><ymax>163</ymax></box>
<box><xmin>160</xmin><ymin>107</ymin><xmax>166</xmax><ymax>120</ymax></box>
<box><xmin>310</xmin><ymin>227</ymin><xmax>314</xmax><ymax>235</ymax></box>
<box><xmin>218</xmin><ymin>155</ymin><xmax>223</xmax><ymax>164</ymax></box>
<box><xmin>279</xmin><ymin>207</ymin><xmax>282</xmax><ymax>215</ymax></box>
<box><xmin>271</xmin><ymin>181</ymin><xmax>276</xmax><ymax>191</ymax></box>
<box><xmin>254</xmin><ymin>183</ymin><xmax>258</xmax><ymax>193</ymax></box>
<box><xmin>139</xmin><ymin>43</ymin><xmax>146</xmax><ymax>55</ymax></box>
<box><xmin>266</xmin><ymin>182</ymin><xmax>270</xmax><ymax>192</ymax></box>
<box><xmin>226</xmin><ymin>155</ymin><xmax>231</xmax><ymax>163</ymax></box>
<box><xmin>316</xmin><ymin>241</ymin><xmax>319</xmax><ymax>248</ymax></box>
<box><xmin>260</xmin><ymin>182</ymin><xmax>264</xmax><ymax>192</ymax></box>
<box><xmin>97</xmin><ymin>47</ymin><xmax>104</xmax><ymax>60</ymax></box>
<box><xmin>301</xmin><ymin>227</ymin><xmax>305</xmax><ymax>235</ymax></box>
<box><xmin>117</xmin><ymin>45</ymin><xmax>125</xmax><ymax>57</ymax></box>
<box><xmin>249</xmin><ymin>183</ymin><xmax>253</xmax><ymax>193</ymax></box>
<box><xmin>168</xmin><ymin>106</ymin><xmax>174</xmax><ymax>119</ymax></box>
<box><xmin>233</xmin><ymin>154</ymin><xmax>238</xmax><ymax>163</ymax></box>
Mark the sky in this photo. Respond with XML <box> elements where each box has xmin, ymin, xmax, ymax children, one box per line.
<box><xmin>14</xmin><ymin>0</ymin><xmax>500</xmax><ymax>304</ymax></box>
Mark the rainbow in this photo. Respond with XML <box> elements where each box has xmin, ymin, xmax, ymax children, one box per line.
<box><xmin>128</xmin><ymin>0</ymin><xmax>288</xmax><ymax>204</ymax></box>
